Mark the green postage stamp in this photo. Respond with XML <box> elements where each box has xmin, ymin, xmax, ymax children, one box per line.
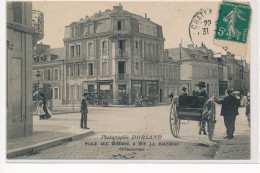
<box><xmin>215</xmin><ymin>1</ymin><xmax>251</xmax><ymax>44</ymax></box>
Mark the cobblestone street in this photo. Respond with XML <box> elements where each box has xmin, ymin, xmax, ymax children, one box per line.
<box><xmin>14</xmin><ymin>104</ymin><xmax>250</xmax><ymax>159</ymax></box>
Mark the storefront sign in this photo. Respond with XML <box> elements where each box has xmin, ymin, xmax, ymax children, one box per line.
<box><xmin>100</xmin><ymin>85</ymin><xmax>110</xmax><ymax>90</ymax></box>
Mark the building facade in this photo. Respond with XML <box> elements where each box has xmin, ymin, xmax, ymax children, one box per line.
<box><xmin>168</xmin><ymin>44</ymin><xmax>220</xmax><ymax>97</ymax></box>
<box><xmin>7</xmin><ymin>2</ymin><xmax>44</xmax><ymax>139</ymax></box>
<box><xmin>160</xmin><ymin>50</ymin><xmax>181</xmax><ymax>102</ymax></box>
<box><xmin>221</xmin><ymin>53</ymin><xmax>250</xmax><ymax>92</ymax></box>
<box><xmin>63</xmin><ymin>4</ymin><xmax>164</xmax><ymax>105</ymax></box>
<box><xmin>32</xmin><ymin>44</ymin><xmax>65</xmax><ymax>108</ymax></box>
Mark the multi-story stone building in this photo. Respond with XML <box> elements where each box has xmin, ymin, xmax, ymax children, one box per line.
<box><xmin>168</xmin><ymin>44</ymin><xmax>220</xmax><ymax>97</ymax></box>
<box><xmin>160</xmin><ymin>50</ymin><xmax>181</xmax><ymax>102</ymax></box>
<box><xmin>7</xmin><ymin>2</ymin><xmax>44</xmax><ymax>139</ymax></box>
<box><xmin>221</xmin><ymin>52</ymin><xmax>247</xmax><ymax>92</ymax></box>
<box><xmin>32</xmin><ymin>44</ymin><xmax>65</xmax><ymax>107</ymax></box>
<box><xmin>240</xmin><ymin>59</ymin><xmax>250</xmax><ymax>94</ymax></box>
<box><xmin>221</xmin><ymin>53</ymin><xmax>250</xmax><ymax>93</ymax></box>
<box><xmin>63</xmin><ymin>4</ymin><xmax>164</xmax><ymax>105</ymax></box>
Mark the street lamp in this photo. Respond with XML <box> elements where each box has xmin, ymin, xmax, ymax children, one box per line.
<box><xmin>36</xmin><ymin>70</ymin><xmax>41</xmax><ymax>101</ymax></box>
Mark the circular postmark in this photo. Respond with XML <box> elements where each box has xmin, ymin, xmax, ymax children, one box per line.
<box><xmin>189</xmin><ymin>8</ymin><xmax>215</xmax><ymax>47</ymax></box>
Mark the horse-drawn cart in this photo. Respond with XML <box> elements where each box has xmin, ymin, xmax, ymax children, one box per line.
<box><xmin>169</xmin><ymin>96</ymin><xmax>216</xmax><ymax>140</ymax></box>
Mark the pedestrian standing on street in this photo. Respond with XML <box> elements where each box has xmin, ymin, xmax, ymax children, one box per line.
<box><xmin>214</xmin><ymin>89</ymin><xmax>240</xmax><ymax>139</ymax></box>
<box><xmin>125</xmin><ymin>94</ymin><xmax>129</xmax><ymax>106</ymax></box>
<box><xmin>36</xmin><ymin>99</ymin><xmax>45</xmax><ymax>120</ymax></box>
<box><xmin>193</xmin><ymin>82</ymin><xmax>208</xmax><ymax>135</ymax></box>
<box><xmin>40</xmin><ymin>94</ymin><xmax>52</xmax><ymax>119</ymax></box>
<box><xmin>246</xmin><ymin>96</ymin><xmax>250</xmax><ymax>127</ymax></box>
<box><xmin>169</xmin><ymin>92</ymin><xmax>174</xmax><ymax>103</ymax></box>
<box><xmin>80</xmin><ymin>93</ymin><xmax>89</xmax><ymax>129</ymax></box>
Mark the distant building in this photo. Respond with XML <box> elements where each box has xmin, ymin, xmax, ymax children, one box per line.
<box><xmin>160</xmin><ymin>50</ymin><xmax>181</xmax><ymax>102</ymax></box>
<box><xmin>240</xmin><ymin>60</ymin><xmax>250</xmax><ymax>94</ymax></box>
<box><xmin>168</xmin><ymin>44</ymin><xmax>220</xmax><ymax>97</ymax></box>
<box><xmin>63</xmin><ymin>4</ymin><xmax>164</xmax><ymax>105</ymax></box>
<box><xmin>7</xmin><ymin>2</ymin><xmax>44</xmax><ymax>139</ymax></box>
<box><xmin>221</xmin><ymin>52</ymin><xmax>249</xmax><ymax>92</ymax></box>
<box><xmin>32</xmin><ymin>44</ymin><xmax>65</xmax><ymax>107</ymax></box>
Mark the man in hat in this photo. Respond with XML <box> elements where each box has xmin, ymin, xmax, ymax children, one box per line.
<box><xmin>193</xmin><ymin>82</ymin><xmax>208</xmax><ymax>135</ymax></box>
<box><xmin>214</xmin><ymin>89</ymin><xmax>240</xmax><ymax>139</ymax></box>
<box><xmin>168</xmin><ymin>92</ymin><xmax>174</xmax><ymax>103</ymax></box>
<box><xmin>180</xmin><ymin>86</ymin><xmax>188</xmax><ymax>97</ymax></box>
<box><xmin>193</xmin><ymin>81</ymin><xmax>209</xmax><ymax>99</ymax></box>
<box><xmin>80</xmin><ymin>93</ymin><xmax>89</xmax><ymax>129</ymax></box>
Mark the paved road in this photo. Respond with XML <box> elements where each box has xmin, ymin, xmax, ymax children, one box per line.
<box><xmin>15</xmin><ymin>104</ymin><xmax>249</xmax><ymax>159</ymax></box>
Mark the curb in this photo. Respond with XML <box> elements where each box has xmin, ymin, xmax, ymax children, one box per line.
<box><xmin>7</xmin><ymin>130</ymin><xmax>94</xmax><ymax>158</ymax></box>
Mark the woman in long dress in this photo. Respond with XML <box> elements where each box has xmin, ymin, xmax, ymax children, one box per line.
<box><xmin>40</xmin><ymin>94</ymin><xmax>52</xmax><ymax>119</ymax></box>
<box><xmin>36</xmin><ymin>100</ymin><xmax>45</xmax><ymax>120</ymax></box>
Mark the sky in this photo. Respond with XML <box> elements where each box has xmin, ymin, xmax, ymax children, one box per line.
<box><xmin>32</xmin><ymin>1</ymin><xmax>250</xmax><ymax>62</ymax></box>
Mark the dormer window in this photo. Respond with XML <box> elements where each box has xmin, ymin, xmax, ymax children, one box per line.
<box><xmin>117</xmin><ymin>21</ymin><xmax>121</xmax><ymax>30</ymax></box>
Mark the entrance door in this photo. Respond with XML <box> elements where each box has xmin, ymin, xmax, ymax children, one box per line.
<box><xmin>160</xmin><ymin>89</ymin><xmax>163</xmax><ymax>102</ymax></box>
<box><xmin>118</xmin><ymin>85</ymin><xmax>126</xmax><ymax>105</ymax></box>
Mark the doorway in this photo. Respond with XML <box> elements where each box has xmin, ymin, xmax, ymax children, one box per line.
<box><xmin>160</xmin><ymin>89</ymin><xmax>163</xmax><ymax>102</ymax></box>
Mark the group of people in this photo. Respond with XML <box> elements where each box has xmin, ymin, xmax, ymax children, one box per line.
<box><xmin>36</xmin><ymin>93</ymin><xmax>52</xmax><ymax>120</ymax></box>
<box><xmin>169</xmin><ymin>81</ymin><xmax>242</xmax><ymax>140</ymax></box>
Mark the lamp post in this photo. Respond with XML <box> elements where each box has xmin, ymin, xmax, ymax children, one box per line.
<box><xmin>36</xmin><ymin>70</ymin><xmax>41</xmax><ymax>102</ymax></box>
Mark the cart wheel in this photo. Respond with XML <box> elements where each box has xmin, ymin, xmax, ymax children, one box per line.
<box><xmin>207</xmin><ymin>102</ymin><xmax>216</xmax><ymax>141</ymax></box>
<box><xmin>141</xmin><ymin>101</ymin><xmax>147</xmax><ymax>107</ymax></box>
<box><xmin>169</xmin><ymin>102</ymin><xmax>180</xmax><ymax>138</ymax></box>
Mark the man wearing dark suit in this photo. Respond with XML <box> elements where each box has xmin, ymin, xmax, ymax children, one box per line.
<box><xmin>81</xmin><ymin>93</ymin><xmax>89</xmax><ymax>129</ymax></box>
<box><xmin>214</xmin><ymin>89</ymin><xmax>240</xmax><ymax>139</ymax></box>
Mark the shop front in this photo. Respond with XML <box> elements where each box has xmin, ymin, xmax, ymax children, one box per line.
<box><xmin>131</xmin><ymin>80</ymin><xmax>142</xmax><ymax>104</ymax></box>
<box><xmin>97</xmin><ymin>81</ymin><xmax>113</xmax><ymax>104</ymax></box>
<box><xmin>144</xmin><ymin>81</ymin><xmax>159</xmax><ymax>97</ymax></box>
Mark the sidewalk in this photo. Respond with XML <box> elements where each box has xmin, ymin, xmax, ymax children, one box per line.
<box><xmin>214</xmin><ymin>108</ymin><xmax>250</xmax><ymax>160</ymax></box>
<box><xmin>7</xmin><ymin>114</ymin><xmax>94</xmax><ymax>158</ymax></box>
<box><xmin>33</xmin><ymin>102</ymin><xmax>172</xmax><ymax>115</ymax></box>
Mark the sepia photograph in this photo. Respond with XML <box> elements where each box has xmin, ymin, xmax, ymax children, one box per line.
<box><xmin>4</xmin><ymin>0</ymin><xmax>258</xmax><ymax>162</ymax></box>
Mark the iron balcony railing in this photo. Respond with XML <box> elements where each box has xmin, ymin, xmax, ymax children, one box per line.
<box><xmin>32</xmin><ymin>10</ymin><xmax>44</xmax><ymax>35</ymax></box>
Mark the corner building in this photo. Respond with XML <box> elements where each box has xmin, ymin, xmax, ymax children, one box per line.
<box><xmin>63</xmin><ymin>4</ymin><xmax>164</xmax><ymax>105</ymax></box>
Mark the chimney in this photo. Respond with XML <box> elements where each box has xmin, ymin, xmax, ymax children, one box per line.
<box><xmin>163</xmin><ymin>49</ymin><xmax>169</xmax><ymax>57</ymax></box>
<box><xmin>118</xmin><ymin>3</ymin><xmax>123</xmax><ymax>10</ymax></box>
<box><xmin>145</xmin><ymin>13</ymin><xmax>147</xmax><ymax>18</ymax></box>
<box><xmin>113</xmin><ymin>6</ymin><xmax>119</xmax><ymax>10</ymax></box>
<box><xmin>187</xmin><ymin>44</ymin><xmax>194</xmax><ymax>49</ymax></box>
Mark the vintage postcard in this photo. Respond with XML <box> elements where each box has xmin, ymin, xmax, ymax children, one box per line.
<box><xmin>5</xmin><ymin>0</ymin><xmax>257</xmax><ymax>162</ymax></box>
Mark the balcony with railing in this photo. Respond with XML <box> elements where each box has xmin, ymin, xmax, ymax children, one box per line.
<box><xmin>116</xmin><ymin>73</ymin><xmax>129</xmax><ymax>81</ymax></box>
<box><xmin>116</xmin><ymin>49</ymin><xmax>126</xmax><ymax>58</ymax></box>
<box><xmin>32</xmin><ymin>10</ymin><xmax>44</xmax><ymax>45</ymax></box>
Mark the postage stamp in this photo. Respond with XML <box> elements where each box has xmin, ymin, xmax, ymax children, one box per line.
<box><xmin>215</xmin><ymin>1</ymin><xmax>251</xmax><ymax>44</ymax></box>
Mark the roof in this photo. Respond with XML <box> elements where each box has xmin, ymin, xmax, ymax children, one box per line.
<box><xmin>37</xmin><ymin>47</ymin><xmax>65</xmax><ymax>60</ymax></box>
<box><xmin>70</xmin><ymin>5</ymin><xmax>160</xmax><ymax>27</ymax></box>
